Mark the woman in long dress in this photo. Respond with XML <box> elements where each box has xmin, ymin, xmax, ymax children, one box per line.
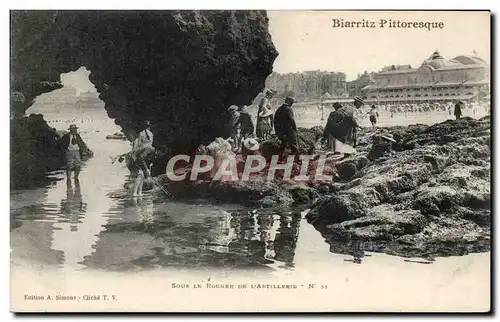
<box><xmin>258</xmin><ymin>104</ymin><xmax>274</xmax><ymax>140</ymax></box>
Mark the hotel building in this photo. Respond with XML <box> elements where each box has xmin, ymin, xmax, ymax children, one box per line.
<box><xmin>362</xmin><ymin>51</ymin><xmax>490</xmax><ymax>104</ymax></box>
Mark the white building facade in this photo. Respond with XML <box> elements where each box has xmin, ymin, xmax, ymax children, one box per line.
<box><xmin>362</xmin><ymin>51</ymin><xmax>490</xmax><ymax>104</ymax></box>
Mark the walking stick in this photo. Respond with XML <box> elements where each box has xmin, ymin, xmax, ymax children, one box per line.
<box><xmin>353</xmin><ymin>126</ymin><xmax>358</xmax><ymax>148</ymax></box>
<box><xmin>149</xmin><ymin>176</ymin><xmax>173</xmax><ymax>199</ymax></box>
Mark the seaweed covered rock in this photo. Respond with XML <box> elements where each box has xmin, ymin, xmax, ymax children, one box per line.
<box><xmin>306</xmin><ymin>117</ymin><xmax>491</xmax><ymax>259</ymax></box>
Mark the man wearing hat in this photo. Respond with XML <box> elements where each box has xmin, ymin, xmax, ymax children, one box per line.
<box><xmin>274</xmin><ymin>96</ymin><xmax>299</xmax><ymax>154</ymax></box>
<box><xmin>60</xmin><ymin>124</ymin><xmax>89</xmax><ymax>185</ymax></box>
<box><xmin>256</xmin><ymin>89</ymin><xmax>275</xmax><ymax>139</ymax></box>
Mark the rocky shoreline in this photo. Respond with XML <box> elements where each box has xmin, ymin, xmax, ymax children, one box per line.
<box><xmin>307</xmin><ymin>116</ymin><xmax>491</xmax><ymax>259</ymax></box>
<box><xmin>152</xmin><ymin>116</ymin><xmax>491</xmax><ymax>259</ymax></box>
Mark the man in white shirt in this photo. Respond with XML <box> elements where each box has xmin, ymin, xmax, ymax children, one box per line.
<box><xmin>61</xmin><ymin>124</ymin><xmax>88</xmax><ymax>186</ymax></box>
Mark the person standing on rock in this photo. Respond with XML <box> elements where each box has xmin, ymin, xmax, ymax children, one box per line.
<box><xmin>258</xmin><ymin>102</ymin><xmax>274</xmax><ymax>140</ymax></box>
<box><xmin>274</xmin><ymin>97</ymin><xmax>299</xmax><ymax>154</ymax></box>
<box><xmin>256</xmin><ymin>89</ymin><xmax>275</xmax><ymax>139</ymax></box>
<box><xmin>322</xmin><ymin>102</ymin><xmax>344</xmax><ymax>152</ymax></box>
<box><xmin>236</xmin><ymin>105</ymin><xmax>255</xmax><ymax>144</ymax></box>
<box><xmin>227</xmin><ymin>105</ymin><xmax>241</xmax><ymax>150</ymax></box>
<box><xmin>368</xmin><ymin>104</ymin><xmax>379</xmax><ymax>128</ymax></box>
<box><xmin>454</xmin><ymin>100</ymin><xmax>464</xmax><ymax>120</ymax></box>
<box><xmin>61</xmin><ymin>124</ymin><xmax>89</xmax><ymax>186</ymax></box>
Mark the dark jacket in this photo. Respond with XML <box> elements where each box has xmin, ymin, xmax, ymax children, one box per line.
<box><xmin>322</xmin><ymin>108</ymin><xmax>354</xmax><ymax>143</ymax></box>
<box><xmin>236</xmin><ymin>112</ymin><xmax>254</xmax><ymax>136</ymax></box>
<box><xmin>273</xmin><ymin>104</ymin><xmax>297</xmax><ymax>139</ymax></box>
<box><xmin>60</xmin><ymin>133</ymin><xmax>88</xmax><ymax>155</ymax></box>
<box><xmin>454</xmin><ymin>103</ymin><xmax>462</xmax><ymax>116</ymax></box>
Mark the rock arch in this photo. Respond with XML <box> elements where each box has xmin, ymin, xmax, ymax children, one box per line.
<box><xmin>11</xmin><ymin>10</ymin><xmax>278</xmax><ymax>154</ymax></box>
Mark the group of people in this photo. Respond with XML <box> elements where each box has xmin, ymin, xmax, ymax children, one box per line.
<box><xmin>62</xmin><ymin>120</ymin><xmax>155</xmax><ymax>197</ymax></box>
<box><xmin>226</xmin><ymin>90</ymin><xmax>382</xmax><ymax>156</ymax></box>
<box><xmin>227</xmin><ymin>89</ymin><xmax>300</xmax><ymax>154</ymax></box>
<box><xmin>61</xmin><ymin>84</ymin><xmax>484</xmax><ymax>195</ymax></box>
<box><xmin>373</xmin><ymin>100</ymin><xmax>490</xmax><ymax>119</ymax></box>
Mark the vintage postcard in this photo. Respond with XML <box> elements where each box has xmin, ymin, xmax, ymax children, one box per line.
<box><xmin>10</xmin><ymin>10</ymin><xmax>491</xmax><ymax>312</ymax></box>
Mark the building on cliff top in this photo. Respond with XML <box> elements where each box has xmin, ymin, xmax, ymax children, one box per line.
<box><xmin>361</xmin><ymin>51</ymin><xmax>490</xmax><ymax>104</ymax></box>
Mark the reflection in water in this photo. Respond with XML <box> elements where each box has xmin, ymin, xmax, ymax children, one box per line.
<box><xmin>80</xmin><ymin>203</ymin><xmax>302</xmax><ymax>271</ymax></box>
<box><xmin>60</xmin><ymin>182</ymin><xmax>86</xmax><ymax>232</ymax></box>
<box><xmin>274</xmin><ymin>215</ymin><xmax>301</xmax><ymax>267</ymax></box>
<box><xmin>50</xmin><ymin>177</ymin><xmax>114</xmax><ymax>271</ymax></box>
<box><xmin>310</xmin><ymin>222</ymin><xmax>368</xmax><ymax>264</ymax></box>
<box><xmin>130</xmin><ymin>196</ymin><xmax>155</xmax><ymax>228</ymax></box>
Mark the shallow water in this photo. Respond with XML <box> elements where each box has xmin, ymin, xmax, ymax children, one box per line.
<box><xmin>11</xmin><ymin>103</ymin><xmax>489</xmax><ymax>275</ymax></box>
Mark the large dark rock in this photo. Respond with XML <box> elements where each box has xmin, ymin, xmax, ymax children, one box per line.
<box><xmin>10</xmin><ymin>114</ymin><xmax>65</xmax><ymax>189</ymax></box>
<box><xmin>11</xmin><ymin>10</ymin><xmax>278</xmax><ymax>184</ymax></box>
<box><xmin>307</xmin><ymin>117</ymin><xmax>491</xmax><ymax>259</ymax></box>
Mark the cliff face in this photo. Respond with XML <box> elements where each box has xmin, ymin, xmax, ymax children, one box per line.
<box><xmin>11</xmin><ymin>11</ymin><xmax>277</xmax><ymax>147</ymax></box>
<box><xmin>10</xmin><ymin>114</ymin><xmax>65</xmax><ymax>189</ymax></box>
<box><xmin>11</xmin><ymin>10</ymin><xmax>278</xmax><ymax>182</ymax></box>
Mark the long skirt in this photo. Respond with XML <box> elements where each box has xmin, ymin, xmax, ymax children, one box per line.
<box><xmin>259</xmin><ymin>121</ymin><xmax>272</xmax><ymax>139</ymax></box>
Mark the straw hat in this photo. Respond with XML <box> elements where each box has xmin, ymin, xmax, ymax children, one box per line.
<box><xmin>69</xmin><ymin>124</ymin><xmax>78</xmax><ymax>130</ymax></box>
<box><xmin>228</xmin><ymin>105</ymin><xmax>239</xmax><ymax>111</ymax></box>
<box><xmin>243</xmin><ymin>138</ymin><xmax>260</xmax><ymax>151</ymax></box>
<box><xmin>380</xmin><ymin>133</ymin><xmax>396</xmax><ymax>143</ymax></box>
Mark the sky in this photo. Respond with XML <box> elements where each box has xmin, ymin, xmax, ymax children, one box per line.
<box><xmin>60</xmin><ymin>67</ymin><xmax>96</xmax><ymax>94</ymax></box>
<box><xmin>267</xmin><ymin>10</ymin><xmax>490</xmax><ymax>80</ymax></box>
<box><xmin>60</xmin><ymin>10</ymin><xmax>491</xmax><ymax>90</ymax></box>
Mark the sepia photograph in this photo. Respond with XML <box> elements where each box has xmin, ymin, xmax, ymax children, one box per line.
<box><xmin>9</xmin><ymin>9</ymin><xmax>491</xmax><ymax>312</ymax></box>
